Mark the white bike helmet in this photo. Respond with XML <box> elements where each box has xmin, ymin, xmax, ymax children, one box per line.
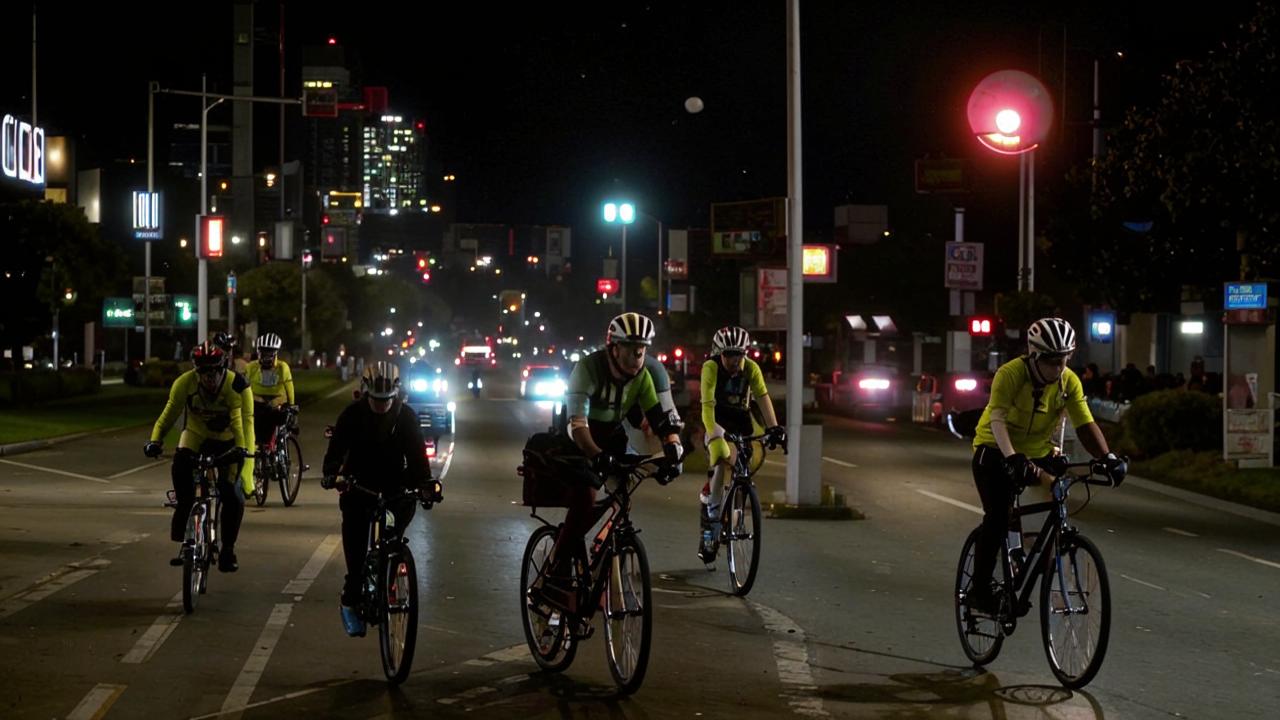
<box><xmin>712</xmin><ymin>326</ymin><xmax>750</xmax><ymax>355</ymax></box>
<box><xmin>361</xmin><ymin>362</ymin><xmax>401</xmax><ymax>400</ymax></box>
<box><xmin>1027</xmin><ymin>318</ymin><xmax>1077</xmax><ymax>357</ymax></box>
<box><xmin>606</xmin><ymin>312</ymin><xmax>655</xmax><ymax>346</ymax></box>
<box><xmin>256</xmin><ymin>333</ymin><xmax>283</xmax><ymax>352</ymax></box>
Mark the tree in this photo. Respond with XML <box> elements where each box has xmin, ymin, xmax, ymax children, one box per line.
<box><xmin>236</xmin><ymin>263</ymin><xmax>346</xmax><ymax>351</ymax></box>
<box><xmin>1047</xmin><ymin>3</ymin><xmax>1279</xmax><ymax>308</ymax></box>
<box><xmin>0</xmin><ymin>200</ymin><xmax>127</xmax><ymax>356</ymax></box>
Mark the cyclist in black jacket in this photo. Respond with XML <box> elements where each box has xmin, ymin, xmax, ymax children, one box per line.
<box><xmin>322</xmin><ymin>361</ymin><xmax>442</xmax><ymax>637</ymax></box>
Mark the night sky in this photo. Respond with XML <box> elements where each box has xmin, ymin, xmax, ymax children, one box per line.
<box><xmin>1</xmin><ymin>1</ymin><xmax>1262</xmax><ymax>288</ymax></box>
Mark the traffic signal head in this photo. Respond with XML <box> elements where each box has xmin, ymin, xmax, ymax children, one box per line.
<box><xmin>968</xmin><ymin>316</ymin><xmax>993</xmax><ymax>336</ymax></box>
<box><xmin>199</xmin><ymin>215</ymin><xmax>225</xmax><ymax>259</ymax></box>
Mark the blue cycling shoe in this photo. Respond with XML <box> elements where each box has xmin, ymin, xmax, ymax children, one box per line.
<box><xmin>340</xmin><ymin>605</ymin><xmax>366</xmax><ymax>637</ymax></box>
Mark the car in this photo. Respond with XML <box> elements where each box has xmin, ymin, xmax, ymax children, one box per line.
<box><xmin>521</xmin><ymin>365</ymin><xmax>567</xmax><ymax>400</ymax></box>
<box><xmin>829</xmin><ymin>364</ymin><xmax>910</xmax><ymax>419</ymax></box>
<box><xmin>914</xmin><ymin>371</ymin><xmax>994</xmax><ymax>426</ymax></box>
<box><xmin>402</xmin><ymin>366</ymin><xmax>456</xmax><ymax>439</ymax></box>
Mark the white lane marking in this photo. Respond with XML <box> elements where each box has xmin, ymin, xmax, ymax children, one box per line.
<box><xmin>1163</xmin><ymin>527</ymin><xmax>1199</xmax><ymax>538</ymax></box>
<box><xmin>102</xmin><ymin>489</ymin><xmax>138</xmax><ymax>494</ymax></box>
<box><xmin>323</xmin><ymin>382</ymin><xmax>358</xmax><ymax>400</ymax></box>
<box><xmin>189</xmin><ymin>680</ymin><xmax>357</xmax><ymax>720</ymax></box>
<box><xmin>0</xmin><ymin>458</ymin><xmax>110</xmax><ymax>484</ymax></box>
<box><xmin>281</xmin><ymin>534</ymin><xmax>341</xmax><ymax>595</ymax></box>
<box><xmin>109</xmin><ymin>462</ymin><xmax>160</xmax><ymax>479</ymax></box>
<box><xmin>750</xmin><ymin>601</ymin><xmax>829</xmax><ymax>717</ymax></box>
<box><xmin>463</xmin><ymin>643</ymin><xmax>530</xmax><ymax>667</ymax></box>
<box><xmin>220</xmin><ymin>603</ymin><xmax>294</xmax><ymax>714</ymax></box>
<box><xmin>121</xmin><ymin>593</ymin><xmax>184</xmax><ymax>664</ymax></box>
<box><xmin>0</xmin><ymin>563</ymin><xmax>105</xmax><ymax>619</ymax></box>
<box><xmin>915</xmin><ymin>489</ymin><xmax>983</xmax><ymax>516</ymax></box>
<box><xmin>822</xmin><ymin>456</ymin><xmax>858</xmax><ymax>468</ymax></box>
<box><xmin>438</xmin><ymin>686</ymin><xmax>498</xmax><ymax>706</ymax></box>
<box><xmin>1119</xmin><ymin>574</ymin><xmax>1167</xmax><ymax>592</ymax></box>
<box><xmin>1217</xmin><ymin>548</ymin><xmax>1280</xmax><ymax>570</ymax></box>
<box><xmin>66</xmin><ymin>683</ymin><xmax>126</xmax><ymax>720</ymax></box>
<box><xmin>437</xmin><ymin>439</ymin><xmax>457</xmax><ymax>481</ymax></box>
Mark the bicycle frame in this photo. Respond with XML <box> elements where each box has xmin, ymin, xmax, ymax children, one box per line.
<box><xmin>1002</xmin><ymin>462</ymin><xmax>1112</xmax><ymax>621</ymax></box>
<box><xmin>530</xmin><ymin>457</ymin><xmax>666</xmax><ymax>626</ymax></box>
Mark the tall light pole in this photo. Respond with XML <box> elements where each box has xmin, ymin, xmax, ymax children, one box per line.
<box><xmin>967</xmin><ymin>70</ymin><xmax>1053</xmax><ymax>292</ymax></box>
<box><xmin>146</xmin><ymin>81</ymin><xmax>156</xmax><ymax>360</ymax></box>
<box><xmin>198</xmin><ymin>74</ymin><xmax>224</xmax><ymax>344</ymax></box>
<box><xmin>603</xmin><ymin>201</ymin><xmax>635</xmax><ymax>311</ymax></box>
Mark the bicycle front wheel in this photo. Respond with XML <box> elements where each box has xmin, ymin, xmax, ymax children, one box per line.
<box><xmin>181</xmin><ymin>545</ymin><xmax>200</xmax><ymax>614</ymax></box>
<box><xmin>603</xmin><ymin>533</ymin><xmax>652</xmax><ymax>695</ymax></box>
<box><xmin>252</xmin><ymin>466</ymin><xmax>268</xmax><ymax>507</ymax></box>
<box><xmin>520</xmin><ymin>525</ymin><xmax>577</xmax><ymax>672</ymax></box>
<box><xmin>379</xmin><ymin>548</ymin><xmax>419</xmax><ymax>685</ymax></box>
<box><xmin>1040</xmin><ymin>533</ymin><xmax>1111</xmax><ymax>688</ymax></box>
<box><xmin>955</xmin><ymin>526</ymin><xmax>1003</xmax><ymax>666</ymax></box>
<box><xmin>724</xmin><ymin>482</ymin><xmax>762</xmax><ymax>596</ymax></box>
<box><xmin>280</xmin><ymin>437</ymin><xmax>303</xmax><ymax>507</ymax></box>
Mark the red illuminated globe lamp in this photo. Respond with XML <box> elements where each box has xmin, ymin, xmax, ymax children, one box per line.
<box><xmin>967</xmin><ymin>70</ymin><xmax>1053</xmax><ymax>155</ymax></box>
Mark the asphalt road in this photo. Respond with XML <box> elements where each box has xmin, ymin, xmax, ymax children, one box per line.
<box><xmin>1</xmin><ymin>367</ymin><xmax>1276</xmax><ymax>719</ymax></box>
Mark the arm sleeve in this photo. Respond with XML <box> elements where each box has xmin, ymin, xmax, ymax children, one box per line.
<box><xmin>227</xmin><ymin>385</ymin><xmax>247</xmax><ymax>451</ymax></box>
<box><xmin>150</xmin><ymin>375</ymin><xmax>188</xmax><ymax>442</ymax></box>
<box><xmin>748</xmin><ymin>360</ymin><xmax>769</xmax><ymax>399</ymax></box>
<box><xmin>700</xmin><ymin>361</ymin><xmax>718</xmax><ymax>436</ymax></box>
<box><xmin>282</xmin><ymin>362</ymin><xmax>296</xmax><ymax>405</ymax></box>
<box><xmin>637</xmin><ymin>370</ymin><xmax>659</xmax><ymax>412</ymax></box>
<box><xmin>322</xmin><ymin>405</ymin><xmax>354</xmax><ymax>476</ymax></box>
<box><xmin>566</xmin><ymin>360</ymin><xmax>591</xmax><ymax>420</ymax></box>
<box><xmin>986</xmin><ymin>364</ymin><xmax>1019</xmax><ymax>457</ymax></box>
<box><xmin>1064</xmin><ymin>373</ymin><xmax>1095</xmax><ymax>428</ymax></box>
<box><xmin>399</xmin><ymin>406</ymin><xmax>431</xmax><ymax>487</ymax></box>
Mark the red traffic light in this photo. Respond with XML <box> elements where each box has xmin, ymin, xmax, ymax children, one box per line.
<box><xmin>969</xmin><ymin>317</ymin><xmax>993</xmax><ymax>336</ymax></box>
<box><xmin>596</xmin><ymin>278</ymin><xmax>619</xmax><ymax>295</ymax></box>
<box><xmin>421</xmin><ymin>271</ymin><xmax>431</xmax><ymax>283</ymax></box>
<box><xmin>199</xmin><ymin>215</ymin><xmax>225</xmax><ymax>259</ymax></box>
<box><xmin>673</xmin><ymin>347</ymin><xmax>684</xmax><ymax>359</ymax></box>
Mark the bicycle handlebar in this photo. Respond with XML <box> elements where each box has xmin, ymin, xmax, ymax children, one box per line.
<box><xmin>193</xmin><ymin>447</ymin><xmax>249</xmax><ymax>470</ymax></box>
<box><xmin>321</xmin><ymin>475</ymin><xmax>442</xmax><ymax>508</ymax></box>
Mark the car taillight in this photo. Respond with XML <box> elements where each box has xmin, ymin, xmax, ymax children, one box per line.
<box><xmin>858</xmin><ymin>378</ymin><xmax>890</xmax><ymax>391</ymax></box>
<box><xmin>425</xmin><ymin>441</ymin><xmax>437</xmax><ymax>458</ymax></box>
<box><xmin>954</xmin><ymin>378</ymin><xmax>978</xmax><ymax>392</ymax></box>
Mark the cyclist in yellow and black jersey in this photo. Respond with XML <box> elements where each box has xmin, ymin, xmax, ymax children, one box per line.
<box><xmin>143</xmin><ymin>341</ymin><xmax>251</xmax><ymax>572</ymax></box>
<box><xmin>212</xmin><ymin>332</ymin><xmax>255</xmax><ymax>485</ymax></box>
<box><xmin>968</xmin><ymin>318</ymin><xmax>1126</xmax><ymax>612</ymax></box>
<box><xmin>246</xmin><ymin>333</ymin><xmax>297</xmax><ymax>448</ymax></box>
<box><xmin>698</xmin><ymin>326</ymin><xmax>785</xmax><ymax>562</ymax></box>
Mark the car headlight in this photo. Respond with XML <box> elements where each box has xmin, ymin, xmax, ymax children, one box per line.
<box><xmin>858</xmin><ymin>378</ymin><xmax>891</xmax><ymax>391</ymax></box>
<box><xmin>446</xmin><ymin>401</ymin><xmax>456</xmax><ymax>413</ymax></box>
<box><xmin>411</xmin><ymin>378</ymin><xmax>429</xmax><ymax>392</ymax></box>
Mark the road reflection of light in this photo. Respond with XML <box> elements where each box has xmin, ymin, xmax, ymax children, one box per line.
<box><xmin>534</xmin><ymin>400</ymin><xmax>563</xmax><ymax>412</ymax></box>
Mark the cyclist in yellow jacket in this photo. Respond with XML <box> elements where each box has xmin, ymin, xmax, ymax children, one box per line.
<box><xmin>245</xmin><ymin>332</ymin><xmax>297</xmax><ymax>450</ymax></box>
<box><xmin>143</xmin><ymin>341</ymin><xmax>251</xmax><ymax>572</ymax></box>
<box><xmin>968</xmin><ymin>318</ymin><xmax>1126</xmax><ymax>612</ymax></box>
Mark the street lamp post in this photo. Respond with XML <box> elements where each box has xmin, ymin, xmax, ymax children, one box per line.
<box><xmin>602</xmin><ymin>202</ymin><xmax>635</xmax><ymax>311</ymax></box>
<box><xmin>198</xmin><ymin>74</ymin><xmax>225</xmax><ymax>344</ymax></box>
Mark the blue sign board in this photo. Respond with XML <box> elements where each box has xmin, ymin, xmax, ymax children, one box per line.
<box><xmin>1225</xmin><ymin>283</ymin><xmax>1268</xmax><ymax>310</ymax></box>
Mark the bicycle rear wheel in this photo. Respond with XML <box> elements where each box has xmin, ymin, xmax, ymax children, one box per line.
<box><xmin>379</xmin><ymin>547</ymin><xmax>419</xmax><ymax>685</ymax></box>
<box><xmin>603</xmin><ymin>533</ymin><xmax>652</xmax><ymax>695</ymax></box>
<box><xmin>724</xmin><ymin>482</ymin><xmax>762</xmax><ymax>596</ymax></box>
<box><xmin>280</xmin><ymin>437</ymin><xmax>303</xmax><ymax>507</ymax></box>
<box><xmin>955</xmin><ymin>526</ymin><xmax>1003</xmax><ymax>665</ymax></box>
<box><xmin>1040</xmin><ymin>532</ymin><xmax>1111</xmax><ymax>688</ymax></box>
<box><xmin>520</xmin><ymin>525</ymin><xmax>577</xmax><ymax>672</ymax></box>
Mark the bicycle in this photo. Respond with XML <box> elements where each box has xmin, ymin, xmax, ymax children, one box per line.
<box><xmin>163</xmin><ymin>447</ymin><xmax>246</xmax><ymax>614</ymax></box>
<box><xmin>703</xmin><ymin>432</ymin><xmax>785</xmax><ymax>595</ymax></box>
<box><xmin>251</xmin><ymin>406</ymin><xmax>307</xmax><ymax>507</ymax></box>
<box><xmin>320</xmin><ymin>475</ymin><xmax>439</xmax><ymax>685</ymax></box>
<box><xmin>954</xmin><ymin>456</ymin><xmax>1125</xmax><ymax>688</ymax></box>
<box><xmin>519</xmin><ymin>453</ymin><xmax>681</xmax><ymax>695</ymax></box>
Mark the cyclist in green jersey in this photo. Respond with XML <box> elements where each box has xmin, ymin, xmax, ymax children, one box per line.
<box><xmin>539</xmin><ymin>312</ymin><xmax>684</xmax><ymax>613</ymax></box>
<box><xmin>699</xmin><ymin>326</ymin><xmax>785</xmax><ymax>562</ymax></box>
<box><xmin>969</xmin><ymin>318</ymin><xmax>1126</xmax><ymax>611</ymax></box>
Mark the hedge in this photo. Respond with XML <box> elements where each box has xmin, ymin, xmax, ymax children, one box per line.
<box><xmin>0</xmin><ymin>368</ymin><xmax>102</xmax><ymax>405</ymax></box>
<box><xmin>1120</xmin><ymin>389</ymin><xmax>1222</xmax><ymax>457</ymax></box>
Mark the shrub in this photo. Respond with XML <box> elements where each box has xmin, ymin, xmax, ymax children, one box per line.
<box><xmin>1121</xmin><ymin>389</ymin><xmax>1221</xmax><ymax>457</ymax></box>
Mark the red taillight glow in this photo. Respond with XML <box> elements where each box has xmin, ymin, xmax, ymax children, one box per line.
<box><xmin>954</xmin><ymin>378</ymin><xmax>978</xmax><ymax>392</ymax></box>
<box><xmin>858</xmin><ymin>378</ymin><xmax>891</xmax><ymax>391</ymax></box>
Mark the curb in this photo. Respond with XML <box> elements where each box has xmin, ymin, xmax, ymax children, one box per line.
<box><xmin>767</xmin><ymin>503</ymin><xmax>865</xmax><ymax>521</ymax></box>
